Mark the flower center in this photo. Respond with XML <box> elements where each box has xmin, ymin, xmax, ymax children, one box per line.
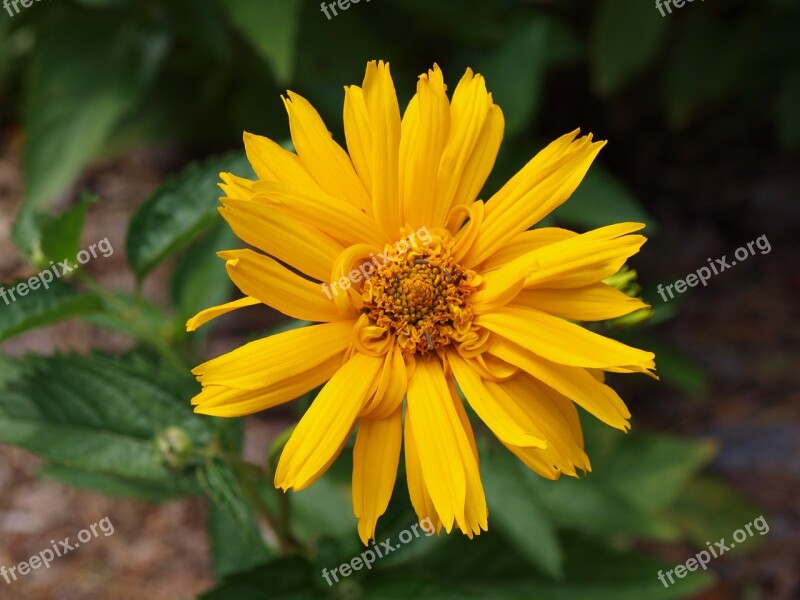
<box><xmin>361</xmin><ymin>233</ymin><xmax>478</xmax><ymax>356</ymax></box>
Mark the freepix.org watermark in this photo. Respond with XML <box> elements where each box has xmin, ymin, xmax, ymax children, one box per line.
<box><xmin>656</xmin><ymin>234</ymin><xmax>770</xmax><ymax>303</ymax></box>
<box><xmin>655</xmin><ymin>0</ymin><xmax>704</xmax><ymax>18</ymax></box>
<box><xmin>321</xmin><ymin>518</ymin><xmax>436</xmax><ymax>586</ymax></box>
<box><xmin>321</xmin><ymin>226</ymin><xmax>432</xmax><ymax>300</ymax></box>
<box><xmin>320</xmin><ymin>0</ymin><xmax>373</xmax><ymax>20</ymax></box>
<box><xmin>0</xmin><ymin>237</ymin><xmax>114</xmax><ymax>306</ymax></box>
<box><xmin>1</xmin><ymin>517</ymin><xmax>115</xmax><ymax>585</ymax></box>
<box><xmin>3</xmin><ymin>0</ymin><xmax>49</xmax><ymax>19</ymax></box>
<box><xmin>657</xmin><ymin>514</ymin><xmax>768</xmax><ymax>588</ymax></box>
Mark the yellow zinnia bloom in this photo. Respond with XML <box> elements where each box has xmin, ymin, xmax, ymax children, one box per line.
<box><xmin>187</xmin><ymin>61</ymin><xmax>655</xmax><ymax>545</ymax></box>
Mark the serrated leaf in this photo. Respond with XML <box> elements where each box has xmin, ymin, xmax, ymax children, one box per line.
<box><xmin>0</xmin><ymin>351</ymin><xmax>210</xmax><ymax>481</ymax></box>
<box><xmin>14</xmin><ymin>13</ymin><xmax>166</xmax><ymax>255</ymax></box>
<box><xmin>207</xmin><ymin>500</ymin><xmax>271</xmax><ymax>579</ymax></box>
<box><xmin>590</xmin><ymin>0</ymin><xmax>668</xmax><ymax>95</ymax></box>
<box><xmin>0</xmin><ymin>279</ymin><xmax>102</xmax><ymax>342</ymax></box>
<box><xmin>126</xmin><ymin>151</ymin><xmax>251</xmax><ymax>279</ymax></box>
<box><xmin>555</xmin><ymin>167</ymin><xmax>656</xmax><ymax>232</ymax></box>
<box><xmin>217</xmin><ymin>0</ymin><xmax>302</xmax><ymax>84</ymax></box>
<box><xmin>170</xmin><ymin>221</ymin><xmax>238</xmax><ymax>325</ymax></box>
<box><xmin>198</xmin><ymin>459</ymin><xmax>261</xmax><ymax>543</ymax></box>
<box><xmin>481</xmin><ymin>448</ymin><xmax>563</xmax><ymax>578</ymax></box>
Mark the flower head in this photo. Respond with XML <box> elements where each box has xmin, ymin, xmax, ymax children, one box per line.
<box><xmin>188</xmin><ymin>61</ymin><xmax>655</xmax><ymax>544</ymax></box>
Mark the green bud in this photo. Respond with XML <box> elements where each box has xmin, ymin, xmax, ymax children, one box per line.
<box><xmin>156</xmin><ymin>427</ymin><xmax>193</xmax><ymax>470</ymax></box>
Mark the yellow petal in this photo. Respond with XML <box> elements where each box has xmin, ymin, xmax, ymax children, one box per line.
<box><xmin>276</xmin><ymin>352</ymin><xmax>384</xmax><ymax>491</ymax></box>
<box><xmin>186</xmin><ymin>296</ymin><xmax>260</xmax><ymax>332</ymax></box>
<box><xmin>447</xmin><ymin>377</ymin><xmax>489</xmax><ymax>537</ymax></box>
<box><xmin>447</xmin><ymin>103</ymin><xmax>504</xmax><ymax>218</ymax></box>
<box><xmin>464</xmin><ymin>131</ymin><xmax>605</xmax><ymax>265</ymax></box>
<box><xmin>343</xmin><ymin>85</ymin><xmax>372</xmax><ymax>192</ymax></box>
<box><xmin>329</xmin><ymin>243</ymin><xmax>379</xmax><ymax>314</ymax></box>
<box><xmin>477</xmin><ymin>227</ymin><xmax>577</xmax><ymax>273</ymax></box>
<box><xmin>470</xmin><ymin>224</ymin><xmax>646</xmax><ymax>312</ymax></box>
<box><xmin>220</xmin><ymin>198</ymin><xmax>344</xmax><ymax>282</ymax></box>
<box><xmin>252</xmin><ymin>180</ymin><xmax>386</xmax><ymax>247</ymax></box>
<box><xmin>243</xmin><ymin>132</ymin><xmax>325</xmax><ymax>193</ymax></box>
<box><xmin>192</xmin><ymin>356</ymin><xmax>341</xmax><ymax>417</ymax></box>
<box><xmin>192</xmin><ymin>320</ymin><xmax>355</xmax><ymax>390</ymax></box>
<box><xmin>401</xmin><ymin>65</ymin><xmax>450</xmax><ymax>229</ymax></box>
<box><xmin>219</xmin><ymin>171</ymin><xmax>257</xmax><ymax>200</ymax></box>
<box><xmin>432</xmin><ymin>69</ymin><xmax>495</xmax><ymax>226</ymax></box>
<box><xmin>448</xmin><ymin>351</ymin><xmax>547</xmax><ymax>448</ymax></box>
<box><xmin>360</xmin><ymin>344</ymin><xmax>407</xmax><ymax>420</ymax></box>
<box><xmin>219</xmin><ymin>249</ymin><xmax>353</xmax><ymax>322</ymax></box>
<box><xmin>510</xmin><ymin>284</ymin><xmax>649</xmax><ymax>321</ymax></box>
<box><xmin>283</xmin><ymin>91</ymin><xmax>371</xmax><ymax>212</ymax></box>
<box><xmin>489</xmin><ymin>336</ymin><xmax>631</xmax><ymax>431</ymax></box>
<box><xmin>487</xmin><ymin>374</ymin><xmax>590</xmax><ymax>474</ymax></box>
<box><xmin>404</xmin><ymin>412</ymin><xmax>443</xmax><ymax>534</ymax></box>
<box><xmin>363</xmin><ymin>61</ymin><xmax>402</xmax><ymax>237</ymax></box>
<box><xmin>476</xmin><ymin>306</ymin><xmax>655</xmax><ymax>370</ymax></box>
<box><xmin>352</xmin><ymin>407</ymin><xmax>402</xmax><ymax>544</ymax></box>
<box><xmin>405</xmin><ymin>358</ymin><xmax>467</xmax><ymax>533</ymax></box>
<box><xmin>523</xmin><ymin>233</ymin><xmax>646</xmax><ymax>289</ymax></box>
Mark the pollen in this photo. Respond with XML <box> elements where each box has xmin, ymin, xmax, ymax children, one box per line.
<box><xmin>361</xmin><ymin>233</ymin><xmax>479</xmax><ymax>356</ymax></box>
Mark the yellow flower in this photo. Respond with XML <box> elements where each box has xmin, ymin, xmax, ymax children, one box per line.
<box><xmin>187</xmin><ymin>61</ymin><xmax>655</xmax><ymax>545</ymax></box>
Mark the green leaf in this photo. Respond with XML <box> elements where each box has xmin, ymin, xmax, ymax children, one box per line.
<box><xmin>365</xmin><ymin>578</ymin><xmax>479</xmax><ymax>599</ymax></box>
<box><xmin>0</xmin><ymin>351</ymin><xmax>210</xmax><ymax>482</ymax></box>
<box><xmin>200</xmin><ymin>558</ymin><xmax>322</xmax><ymax>600</ymax></box>
<box><xmin>642</xmin><ymin>339</ymin><xmax>710</xmax><ymax>395</ymax></box>
<box><xmin>777</xmin><ymin>68</ymin><xmax>800</xmax><ymax>148</ymax></box>
<box><xmin>664</xmin><ymin>14</ymin><xmax>750</xmax><ymax>128</ymax></box>
<box><xmin>170</xmin><ymin>221</ymin><xmax>238</xmax><ymax>325</ymax></box>
<box><xmin>39</xmin><ymin>193</ymin><xmax>97</xmax><ymax>264</ymax></box>
<box><xmin>527</xmin><ymin>475</ymin><xmax>678</xmax><ymax>540</ymax></box>
<box><xmin>590</xmin><ymin>0</ymin><xmax>668</xmax><ymax>95</ymax></box>
<box><xmin>0</xmin><ymin>353</ymin><xmax>24</xmax><ymax>389</ymax></box>
<box><xmin>521</xmin><ymin>421</ymin><xmax>717</xmax><ymax>541</ymax></box>
<box><xmin>15</xmin><ymin>13</ymin><xmax>166</xmax><ymax>255</ymax></box>
<box><xmin>481</xmin><ymin>448</ymin><xmax>563</xmax><ymax>578</ymax></box>
<box><xmin>667</xmin><ymin>476</ymin><xmax>766</xmax><ymax>551</ymax></box>
<box><xmin>207</xmin><ymin>500</ymin><xmax>271</xmax><ymax>579</ymax></box>
<box><xmin>554</xmin><ymin>167</ymin><xmax>656</xmax><ymax>232</ymax></box>
<box><xmin>126</xmin><ymin>151</ymin><xmax>251</xmax><ymax>280</ymax></box>
<box><xmin>38</xmin><ymin>464</ymin><xmax>199</xmax><ymax>502</ymax></box>
<box><xmin>82</xmin><ymin>291</ymin><xmax>171</xmax><ymax>341</ymax></box>
<box><xmin>0</xmin><ymin>279</ymin><xmax>102</xmax><ymax>342</ymax></box>
<box><xmin>290</xmin><ymin>470</ymin><xmax>357</xmax><ymax>544</ymax></box>
<box><xmin>198</xmin><ymin>459</ymin><xmax>262</xmax><ymax>543</ymax></box>
<box><xmin>595</xmin><ymin>435</ymin><xmax>716</xmax><ymax>514</ymax></box>
<box><xmin>475</xmin><ymin>19</ymin><xmax>552</xmax><ymax>136</ymax></box>
<box><xmin>217</xmin><ymin>0</ymin><xmax>303</xmax><ymax>84</ymax></box>
<box><xmin>368</xmin><ymin>535</ymin><xmax>714</xmax><ymax>599</ymax></box>
<box><xmin>168</xmin><ymin>0</ymin><xmax>232</xmax><ymax>61</ymax></box>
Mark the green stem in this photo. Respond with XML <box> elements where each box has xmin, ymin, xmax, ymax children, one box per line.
<box><xmin>74</xmin><ymin>271</ymin><xmax>185</xmax><ymax>369</ymax></box>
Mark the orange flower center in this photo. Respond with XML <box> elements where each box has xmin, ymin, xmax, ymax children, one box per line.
<box><xmin>361</xmin><ymin>233</ymin><xmax>478</xmax><ymax>356</ymax></box>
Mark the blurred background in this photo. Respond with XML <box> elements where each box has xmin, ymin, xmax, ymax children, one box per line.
<box><xmin>1</xmin><ymin>0</ymin><xmax>798</xmax><ymax>598</ymax></box>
